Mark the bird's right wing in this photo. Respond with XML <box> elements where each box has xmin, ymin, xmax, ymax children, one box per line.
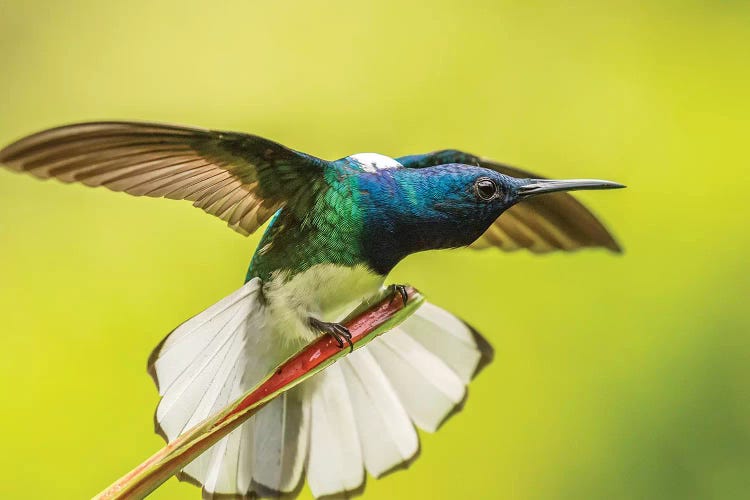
<box><xmin>0</xmin><ymin>121</ymin><xmax>331</xmax><ymax>235</ymax></box>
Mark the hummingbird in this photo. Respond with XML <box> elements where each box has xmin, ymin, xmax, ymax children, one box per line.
<box><xmin>0</xmin><ymin>121</ymin><xmax>623</xmax><ymax>499</ymax></box>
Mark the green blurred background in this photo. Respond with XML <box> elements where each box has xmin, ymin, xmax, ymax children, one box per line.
<box><xmin>1</xmin><ymin>1</ymin><xmax>748</xmax><ymax>498</ymax></box>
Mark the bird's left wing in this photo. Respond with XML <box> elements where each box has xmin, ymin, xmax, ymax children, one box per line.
<box><xmin>0</xmin><ymin>121</ymin><xmax>331</xmax><ymax>235</ymax></box>
<box><xmin>397</xmin><ymin>150</ymin><xmax>621</xmax><ymax>253</ymax></box>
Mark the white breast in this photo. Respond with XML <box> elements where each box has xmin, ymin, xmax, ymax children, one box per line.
<box><xmin>262</xmin><ymin>263</ymin><xmax>385</xmax><ymax>343</ymax></box>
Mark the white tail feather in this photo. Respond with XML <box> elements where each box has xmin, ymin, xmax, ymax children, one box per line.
<box><xmin>306</xmin><ymin>365</ymin><xmax>364</xmax><ymax>497</ymax></box>
<box><xmin>399</xmin><ymin>302</ymin><xmax>484</xmax><ymax>383</ymax></box>
<box><xmin>253</xmin><ymin>390</ymin><xmax>309</xmax><ymax>493</ymax></box>
<box><xmin>149</xmin><ymin>281</ymin><xmax>493</xmax><ymax>498</ymax></box>
<box><xmin>339</xmin><ymin>350</ymin><xmax>418</xmax><ymax>478</ymax></box>
<box><xmin>149</xmin><ymin>279</ymin><xmax>308</xmax><ymax>496</ymax></box>
<box><xmin>368</xmin><ymin>328</ymin><xmax>466</xmax><ymax>433</ymax></box>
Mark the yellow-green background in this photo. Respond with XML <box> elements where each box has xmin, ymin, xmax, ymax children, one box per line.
<box><xmin>1</xmin><ymin>1</ymin><xmax>748</xmax><ymax>498</ymax></box>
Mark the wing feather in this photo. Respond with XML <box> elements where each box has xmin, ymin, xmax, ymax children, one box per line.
<box><xmin>478</xmin><ymin>158</ymin><xmax>621</xmax><ymax>252</ymax></box>
<box><xmin>0</xmin><ymin>121</ymin><xmax>330</xmax><ymax>235</ymax></box>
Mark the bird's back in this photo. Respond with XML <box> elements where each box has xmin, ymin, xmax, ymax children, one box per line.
<box><xmin>246</xmin><ymin>161</ymin><xmax>370</xmax><ymax>283</ymax></box>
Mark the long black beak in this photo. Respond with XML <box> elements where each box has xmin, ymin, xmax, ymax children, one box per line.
<box><xmin>517</xmin><ymin>178</ymin><xmax>625</xmax><ymax>198</ymax></box>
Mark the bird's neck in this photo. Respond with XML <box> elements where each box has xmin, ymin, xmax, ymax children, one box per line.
<box><xmin>360</xmin><ymin>218</ymin><xmax>481</xmax><ymax>274</ymax></box>
<box><xmin>357</xmin><ymin>170</ymin><xmax>491</xmax><ymax>274</ymax></box>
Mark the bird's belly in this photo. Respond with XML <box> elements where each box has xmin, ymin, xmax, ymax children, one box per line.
<box><xmin>262</xmin><ymin>263</ymin><xmax>385</xmax><ymax>343</ymax></box>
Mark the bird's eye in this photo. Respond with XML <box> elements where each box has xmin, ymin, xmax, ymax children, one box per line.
<box><xmin>474</xmin><ymin>177</ymin><xmax>498</xmax><ymax>201</ymax></box>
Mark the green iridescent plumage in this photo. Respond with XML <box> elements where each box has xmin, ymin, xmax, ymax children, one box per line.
<box><xmin>247</xmin><ymin>164</ymin><xmax>368</xmax><ymax>281</ymax></box>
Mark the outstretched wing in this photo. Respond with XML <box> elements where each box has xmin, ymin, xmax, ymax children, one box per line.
<box><xmin>0</xmin><ymin>121</ymin><xmax>330</xmax><ymax>235</ymax></box>
<box><xmin>397</xmin><ymin>150</ymin><xmax>621</xmax><ymax>253</ymax></box>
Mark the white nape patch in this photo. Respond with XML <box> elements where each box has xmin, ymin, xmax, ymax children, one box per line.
<box><xmin>348</xmin><ymin>153</ymin><xmax>403</xmax><ymax>173</ymax></box>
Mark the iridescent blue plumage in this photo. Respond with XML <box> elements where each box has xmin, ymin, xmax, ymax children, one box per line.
<box><xmin>357</xmin><ymin>164</ymin><xmax>521</xmax><ymax>273</ymax></box>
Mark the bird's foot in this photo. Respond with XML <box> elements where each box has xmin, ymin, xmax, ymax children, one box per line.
<box><xmin>388</xmin><ymin>284</ymin><xmax>409</xmax><ymax>306</ymax></box>
<box><xmin>308</xmin><ymin>317</ymin><xmax>353</xmax><ymax>352</ymax></box>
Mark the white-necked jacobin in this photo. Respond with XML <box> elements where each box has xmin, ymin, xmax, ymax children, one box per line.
<box><xmin>0</xmin><ymin>122</ymin><xmax>624</xmax><ymax>499</ymax></box>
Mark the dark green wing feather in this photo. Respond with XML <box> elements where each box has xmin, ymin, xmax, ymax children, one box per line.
<box><xmin>397</xmin><ymin>150</ymin><xmax>621</xmax><ymax>253</ymax></box>
<box><xmin>0</xmin><ymin>121</ymin><xmax>330</xmax><ymax>235</ymax></box>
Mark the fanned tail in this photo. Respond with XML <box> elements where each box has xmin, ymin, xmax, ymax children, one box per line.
<box><xmin>148</xmin><ymin>278</ymin><xmax>309</xmax><ymax>497</ymax></box>
<box><xmin>149</xmin><ymin>282</ymin><xmax>493</xmax><ymax>498</ymax></box>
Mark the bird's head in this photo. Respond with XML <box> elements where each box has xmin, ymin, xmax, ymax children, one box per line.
<box><xmin>359</xmin><ymin>163</ymin><xmax>623</xmax><ymax>273</ymax></box>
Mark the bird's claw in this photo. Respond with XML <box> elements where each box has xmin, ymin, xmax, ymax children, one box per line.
<box><xmin>388</xmin><ymin>284</ymin><xmax>409</xmax><ymax>306</ymax></box>
<box><xmin>308</xmin><ymin>317</ymin><xmax>354</xmax><ymax>353</ymax></box>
